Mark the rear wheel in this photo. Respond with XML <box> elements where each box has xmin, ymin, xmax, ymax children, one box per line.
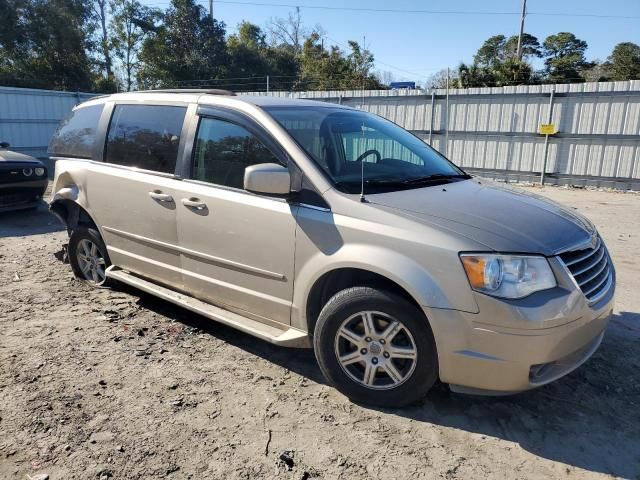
<box><xmin>68</xmin><ymin>227</ymin><xmax>112</xmax><ymax>287</ymax></box>
<box><xmin>313</xmin><ymin>287</ymin><xmax>438</xmax><ymax>407</ymax></box>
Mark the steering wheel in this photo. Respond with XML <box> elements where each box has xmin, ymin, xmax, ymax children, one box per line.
<box><xmin>354</xmin><ymin>149</ymin><xmax>381</xmax><ymax>163</ymax></box>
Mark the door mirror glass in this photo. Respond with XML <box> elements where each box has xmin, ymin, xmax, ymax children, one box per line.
<box><xmin>244</xmin><ymin>163</ymin><xmax>291</xmax><ymax>196</ymax></box>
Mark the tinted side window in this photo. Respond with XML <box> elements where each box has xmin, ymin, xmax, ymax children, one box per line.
<box><xmin>104</xmin><ymin>104</ymin><xmax>186</xmax><ymax>174</ymax></box>
<box><xmin>48</xmin><ymin>103</ymin><xmax>104</xmax><ymax>159</ymax></box>
<box><xmin>192</xmin><ymin>117</ymin><xmax>277</xmax><ymax>189</ymax></box>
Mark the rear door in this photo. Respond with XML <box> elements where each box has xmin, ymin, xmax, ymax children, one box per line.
<box><xmin>174</xmin><ymin>108</ymin><xmax>298</xmax><ymax>325</ymax></box>
<box><xmin>87</xmin><ymin>102</ymin><xmax>191</xmax><ymax>291</ymax></box>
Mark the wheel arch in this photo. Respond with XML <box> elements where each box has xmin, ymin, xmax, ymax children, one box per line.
<box><xmin>50</xmin><ymin>197</ymin><xmax>99</xmax><ymax>233</ymax></box>
<box><xmin>305</xmin><ymin>267</ymin><xmax>429</xmax><ymax>337</ymax></box>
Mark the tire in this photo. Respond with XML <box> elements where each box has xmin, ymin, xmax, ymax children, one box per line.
<box><xmin>314</xmin><ymin>287</ymin><xmax>438</xmax><ymax>408</ymax></box>
<box><xmin>68</xmin><ymin>227</ymin><xmax>112</xmax><ymax>287</ymax></box>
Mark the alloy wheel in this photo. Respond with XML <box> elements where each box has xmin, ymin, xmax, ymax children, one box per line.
<box><xmin>334</xmin><ymin>310</ymin><xmax>418</xmax><ymax>390</ymax></box>
<box><xmin>76</xmin><ymin>238</ymin><xmax>107</xmax><ymax>285</ymax></box>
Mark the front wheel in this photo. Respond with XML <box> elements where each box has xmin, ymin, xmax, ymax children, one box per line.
<box><xmin>68</xmin><ymin>227</ymin><xmax>112</xmax><ymax>287</ymax></box>
<box><xmin>313</xmin><ymin>287</ymin><xmax>438</xmax><ymax>407</ymax></box>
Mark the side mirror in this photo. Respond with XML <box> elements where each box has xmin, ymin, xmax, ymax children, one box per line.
<box><xmin>0</xmin><ymin>142</ymin><xmax>9</xmax><ymax>148</ymax></box>
<box><xmin>244</xmin><ymin>163</ymin><xmax>291</xmax><ymax>196</ymax></box>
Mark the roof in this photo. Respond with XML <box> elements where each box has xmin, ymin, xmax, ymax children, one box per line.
<box><xmin>75</xmin><ymin>90</ymin><xmax>353</xmax><ymax>110</ymax></box>
<box><xmin>142</xmin><ymin>88</ymin><xmax>235</xmax><ymax>96</ymax></box>
<box><xmin>235</xmin><ymin>95</ymin><xmax>351</xmax><ymax>108</ymax></box>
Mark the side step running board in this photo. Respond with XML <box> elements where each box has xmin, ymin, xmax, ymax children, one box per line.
<box><xmin>106</xmin><ymin>266</ymin><xmax>310</xmax><ymax>348</ymax></box>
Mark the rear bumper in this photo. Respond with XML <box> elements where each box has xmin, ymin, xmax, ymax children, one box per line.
<box><xmin>424</xmin><ymin>286</ymin><xmax>614</xmax><ymax>394</ymax></box>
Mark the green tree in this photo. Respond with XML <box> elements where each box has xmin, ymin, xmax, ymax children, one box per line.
<box><xmin>543</xmin><ymin>32</ymin><xmax>593</xmax><ymax>83</ymax></box>
<box><xmin>456</xmin><ymin>62</ymin><xmax>493</xmax><ymax>88</ymax></box>
<box><xmin>504</xmin><ymin>33</ymin><xmax>542</xmax><ymax>60</ymax></box>
<box><xmin>111</xmin><ymin>0</ymin><xmax>159</xmax><ymax>90</ymax></box>
<box><xmin>227</xmin><ymin>21</ymin><xmax>298</xmax><ymax>91</ymax></box>
<box><xmin>0</xmin><ymin>0</ymin><xmax>28</xmax><ymax>84</ymax></box>
<box><xmin>298</xmin><ymin>32</ymin><xmax>382</xmax><ymax>90</ymax></box>
<box><xmin>0</xmin><ymin>0</ymin><xmax>95</xmax><ymax>90</ymax></box>
<box><xmin>465</xmin><ymin>33</ymin><xmax>541</xmax><ymax>86</ymax></box>
<box><xmin>473</xmin><ymin>35</ymin><xmax>507</xmax><ymax>69</ymax></box>
<box><xmin>138</xmin><ymin>0</ymin><xmax>228</xmax><ymax>88</ymax></box>
<box><xmin>603</xmin><ymin>42</ymin><xmax>640</xmax><ymax>81</ymax></box>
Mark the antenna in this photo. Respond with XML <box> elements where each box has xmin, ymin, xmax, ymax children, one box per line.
<box><xmin>359</xmin><ymin>36</ymin><xmax>368</xmax><ymax>203</ymax></box>
<box><xmin>360</xmin><ymin>120</ymin><xmax>367</xmax><ymax>202</ymax></box>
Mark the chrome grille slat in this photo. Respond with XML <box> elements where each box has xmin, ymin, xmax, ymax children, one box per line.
<box><xmin>563</xmin><ymin>237</ymin><xmax>602</xmax><ymax>266</ymax></box>
<box><xmin>583</xmin><ymin>266</ymin><xmax>611</xmax><ymax>296</ymax></box>
<box><xmin>558</xmin><ymin>235</ymin><xmax>613</xmax><ymax>305</ymax></box>
<box><xmin>577</xmin><ymin>257</ymin><xmax>608</xmax><ymax>286</ymax></box>
<box><xmin>587</xmin><ymin>274</ymin><xmax>614</xmax><ymax>304</ymax></box>
<box><xmin>571</xmin><ymin>246</ymin><xmax>605</xmax><ymax>276</ymax></box>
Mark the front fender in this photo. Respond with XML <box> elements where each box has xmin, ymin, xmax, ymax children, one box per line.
<box><xmin>48</xmin><ymin>159</ymin><xmax>97</xmax><ymax>233</ymax></box>
<box><xmin>51</xmin><ymin>184</ymin><xmax>79</xmax><ymax>203</ymax></box>
<box><xmin>292</xmin><ymin>243</ymin><xmax>479</xmax><ymax>330</ymax></box>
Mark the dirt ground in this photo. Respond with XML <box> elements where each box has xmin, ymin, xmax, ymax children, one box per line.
<box><xmin>0</xmin><ymin>185</ymin><xmax>639</xmax><ymax>480</ymax></box>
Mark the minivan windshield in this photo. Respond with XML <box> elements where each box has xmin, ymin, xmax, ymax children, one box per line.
<box><xmin>265</xmin><ymin>106</ymin><xmax>469</xmax><ymax>194</ymax></box>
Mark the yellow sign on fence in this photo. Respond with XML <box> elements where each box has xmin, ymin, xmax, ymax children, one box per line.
<box><xmin>539</xmin><ymin>124</ymin><xmax>557</xmax><ymax>135</ymax></box>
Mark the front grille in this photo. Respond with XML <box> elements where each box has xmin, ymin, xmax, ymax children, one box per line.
<box><xmin>558</xmin><ymin>236</ymin><xmax>613</xmax><ymax>304</ymax></box>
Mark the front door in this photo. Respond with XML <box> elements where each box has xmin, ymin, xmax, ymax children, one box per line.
<box><xmin>175</xmin><ymin>114</ymin><xmax>297</xmax><ymax>325</ymax></box>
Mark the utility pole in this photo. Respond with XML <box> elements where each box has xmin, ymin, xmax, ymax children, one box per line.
<box><xmin>516</xmin><ymin>0</ymin><xmax>527</xmax><ymax>60</ymax></box>
<box><xmin>209</xmin><ymin>0</ymin><xmax>213</xmax><ymax>20</ymax></box>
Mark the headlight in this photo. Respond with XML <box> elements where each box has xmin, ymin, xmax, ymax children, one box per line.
<box><xmin>34</xmin><ymin>167</ymin><xmax>46</xmax><ymax>176</ymax></box>
<box><xmin>460</xmin><ymin>254</ymin><xmax>556</xmax><ymax>299</ymax></box>
<box><xmin>22</xmin><ymin>168</ymin><xmax>33</xmax><ymax>176</ymax></box>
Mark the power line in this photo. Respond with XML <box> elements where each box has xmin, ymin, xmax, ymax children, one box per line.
<box><xmin>144</xmin><ymin>0</ymin><xmax>640</xmax><ymax>20</ymax></box>
<box><xmin>322</xmin><ymin>35</ymin><xmax>434</xmax><ymax>79</ymax></box>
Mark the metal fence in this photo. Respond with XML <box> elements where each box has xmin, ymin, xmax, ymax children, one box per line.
<box><xmin>1</xmin><ymin>81</ymin><xmax>639</xmax><ymax>189</ymax></box>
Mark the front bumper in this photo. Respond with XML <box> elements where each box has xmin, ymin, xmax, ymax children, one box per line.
<box><xmin>425</xmin><ymin>260</ymin><xmax>615</xmax><ymax>394</ymax></box>
<box><xmin>0</xmin><ymin>179</ymin><xmax>48</xmax><ymax>212</ymax></box>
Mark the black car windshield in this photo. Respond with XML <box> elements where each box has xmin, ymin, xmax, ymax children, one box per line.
<box><xmin>264</xmin><ymin>106</ymin><xmax>469</xmax><ymax>194</ymax></box>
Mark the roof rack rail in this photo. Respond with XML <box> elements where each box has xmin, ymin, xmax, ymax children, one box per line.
<box><xmin>137</xmin><ymin>88</ymin><xmax>236</xmax><ymax>96</ymax></box>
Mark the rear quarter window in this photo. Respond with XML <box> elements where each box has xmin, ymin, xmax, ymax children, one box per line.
<box><xmin>48</xmin><ymin>103</ymin><xmax>104</xmax><ymax>159</ymax></box>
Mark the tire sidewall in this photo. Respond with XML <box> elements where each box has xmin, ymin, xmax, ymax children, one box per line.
<box><xmin>68</xmin><ymin>227</ymin><xmax>111</xmax><ymax>287</ymax></box>
<box><xmin>314</xmin><ymin>287</ymin><xmax>438</xmax><ymax>407</ymax></box>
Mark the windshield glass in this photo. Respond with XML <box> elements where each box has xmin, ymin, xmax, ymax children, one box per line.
<box><xmin>264</xmin><ymin>106</ymin><xmax>469</xmax><ymax>194</ymax></box>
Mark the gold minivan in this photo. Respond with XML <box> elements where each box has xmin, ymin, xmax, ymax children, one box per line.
<box><xmin>49</xmin><ymin>90</ymin><xmax>615</xmax><ymax>406</ymax></box>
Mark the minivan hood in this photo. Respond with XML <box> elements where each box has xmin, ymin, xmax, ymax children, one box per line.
<box><xmin>366</xmin><ymin>179</ymin><xmax>595</xmax><ymax>255</ymax></box>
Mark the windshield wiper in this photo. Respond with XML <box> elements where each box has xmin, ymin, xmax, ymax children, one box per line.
<box><xmin>363</xmin><ymin>173</ymin><xmax>470</xmax><ymax>186</ymax></box>
<box><xmin>333</xmin><ymin>173</ymin><xmax>470</xmax><ymax>193</ymax></box>
<box><xmin>401</xmin><ymin>173</ymin><xmax>470</xmax><ymax>184</ymax></box>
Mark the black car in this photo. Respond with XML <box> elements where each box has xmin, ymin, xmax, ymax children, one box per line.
<box><xmin>0</xmin><ymin>142</ymin><xmax>48</xmax><ymax>212</ymax></box>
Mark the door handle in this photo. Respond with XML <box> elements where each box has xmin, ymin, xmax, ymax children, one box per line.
<box><xmin>181</xmin><ymin>198</ymin><xmax>207</xmax><ymax>210</ymax></box>
<box><xmin>149</xmin><ymin>191</ymin><xmax>174</xmax><ymax>202</ymax></box>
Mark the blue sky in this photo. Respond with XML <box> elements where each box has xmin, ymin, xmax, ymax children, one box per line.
<box><xmin>142</xmin><ymin>0</ymin><xmax>640</xmax><ymax>82</ymax></box>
